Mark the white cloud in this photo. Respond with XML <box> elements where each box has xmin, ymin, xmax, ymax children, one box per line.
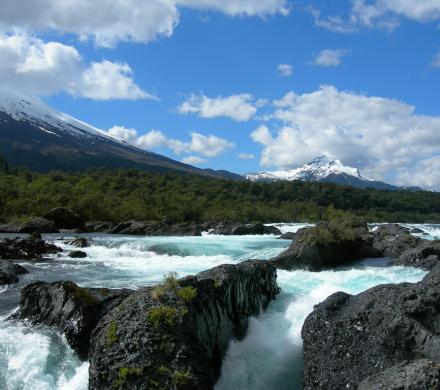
<box><xmin>277</xmin><ymin>63</ymin><xmax>294</xmax><ymax>77</ymax></box>
<box><xmin>0</xmin><ymin>0</ymin><xmax>288</xmax><ymax>48</ymax></box>
<box><xmin>238</xmin><ymin>153</ymin><xmax>255</xmax><ymax>160</ymax></box>
<box><xmin>181</xmin><ymin>155</ymin><xmax>207</xmax><ymax>165</ymax></box>
<box><xmin>313</xmin><ymin>49</ymin><xmax>348</xmax><ymax>67</ymax></box>
<box><xmin>106</xmin><ymin>126</ymin><xmax>138</xmax><ymax>141</ymax></box>
<box><xmin>312</xmin><ymin>0</ymin><xmax>440</xmax><ymax>33</ymax></box>
<box><xmin>251</xmin><ymin>85</ymin><xmax>440</xmax><ymax>189</ymax></box>
<box><xmin>0</xmin><ymin>33</ymin><xmax>150</xmax><ymax>100</ymax></box>
<box><xmin>179</xmin><ymin>93</ymin><xmax>258</xmax><ymax>121</ymax></box>
<box><xmin>136</xmin><ymin>130</ymin><xmax>234</xmax><ymax>157</ymax></box>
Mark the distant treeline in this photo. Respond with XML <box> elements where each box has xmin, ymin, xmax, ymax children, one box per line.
<box><xmin>0</xmin><ymin>160</ymin><xmax>439</xmax><ymax>223</ymax></box>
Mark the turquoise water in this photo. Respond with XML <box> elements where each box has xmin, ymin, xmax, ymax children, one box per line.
<box><xmin>0</xmin><ymin>224</ymin><xmax>436</xmax><ymax>389</ymax></box>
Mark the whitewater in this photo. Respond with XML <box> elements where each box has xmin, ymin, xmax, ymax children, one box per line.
<box><xmin>0</xmin><ymin>223</ymin><xmax>437</xmax><ymax>390</ymax></box>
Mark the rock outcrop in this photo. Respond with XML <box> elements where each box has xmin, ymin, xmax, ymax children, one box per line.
<box><xmin>0</xmin><ymin>260</ymin><xmax>28</xmax><ymax>285</ymax></box>
<box><xmin>392</xmin><ymin>240</ymin><xmax>440</xmax><ymax>270</ymax></box>
<box><xmin>109</xmin><ymin>220</ymin><xmax>203</xmax><ymax>236</ymax></box>
<box><xmin>302</xmin><ymin>264</ymin><xmax>440</xmax><ymax>389</ymax></box>
<box><xmin>14</xmin><ymin>281</ymin><xmax>133</xmax><ymax>360</ymax></box>
<box><xmin>372</xmin><ymin>224</ymin><xmax>421</xmax><ymax>258</ymax></box>
<box><xmin>0</xmin><ymin>237</ymin><xmax>61</xmax><ymax>260</ymax></box>
<box><xmin>271</xmin><ymin>221</ymin><xmax>381</xmax><ymax>271</ymax></box>
<box><xmin>44</xmin><ymin>207</ymin><xmax>85</xmax><ymax>230</ymax></box>
<box><xmin>209</xmin><ymin>222</ymin><xmax>281</xmax><ymax>236</ymax></box>
<box><xmin>0</xmin><ymin>218</ymin><xmax>59</xmax><ymax>234</ymax></box>
<box><xmin>88</xmin><ymin>260</ymin><xmax>278</xmax><ymax>390</ymax></box>
<box><xmin>277</xmin><ymin>232</ymin><xmax>296</xmax><ymax>240</ymax></box>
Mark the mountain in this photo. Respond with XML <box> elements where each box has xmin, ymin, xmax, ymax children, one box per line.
<box><xmin>0</xmin><ymin>89</ymin><xmax>242</xmax><ymax>180</ymax></box>
<box><xmin>245</xmin><ymin>156</ymin><xmax>417</xmax><ymax>191</ymax></box>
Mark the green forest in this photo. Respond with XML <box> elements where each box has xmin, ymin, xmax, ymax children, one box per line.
<box><xmin>1</xmin><ymin>159</ymin><xmax>440</xmax><ymax>223</ymax></box>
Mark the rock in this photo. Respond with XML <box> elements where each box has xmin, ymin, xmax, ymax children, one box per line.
<box><xmin>277</xmin><ymin>232</ymin><xmax>296</xmax><ymax>240</ymax></box>
<box><xmin>270</xmin><ymin>221</ymin><xmax>380</xmax><ymax>271</ymax></box>
<box><xmin>68</xmin><ymin>250</ymin><xmax>87</xmax><ymax>258</ymax></box>
<box><xmin>410</xmin><ymin>228</ymin><xmax>425</xmax><ymax>234</ymax></box>
<box><xmin>18</xmin><ymin>218</ymin><xmax>59</xmax><ymax>234</ymax></box>
<box><xmin>66</xmin><ymin>237</ymin><xmax>90</xmax><ymax>248</ymax></box>
<box><xmin>373</xmin><ymin>224</ymin><xmax>411</xmax><ymax>237</ymax></box>
<box><xmin>0</xmin><ymin>222</ymin><xmax>22</xmax><ymax>233</ymax></box>
<box><xmin>358</xmin><ymin>359</ymin><xmax>440</xmax><ymax>390</ymax></box>
<box><xmin>0</xmin><ymin>237</ymin><xmax>61</xmax><ymax>261</ymax></box>
<box><xmin>14</xmin><ymin>281</ymin><xmax>133</xmax><ymax>360</ymax></box>
<box><xmin>88</xmin><ymin>260</ymin><xmax>279</xmax><ymax>390</ymax></box>
<box><xmin>302</xmin><ymin>264</ymin><xmax>440</xmax><ymax>389</ymax></box>
<box><xmin>0</xmin><ymin>260</ymin><xmax>28</xmax><ymax>285</ymax></box>
<box><xmin>392</xmin><ymin>240</ymin><xmax>440</xmax><ymax>270</ymax></box>
<box><xmin>372</xmin><ymin>224</ymin><xmax>421</xmax><ymax>258</ymax></box>
<box><xmin>85</xmin><ymin>221</ymin><xmax>114</xmax><ymax>233</ymax></box>
<box><xmin>44</xmin><ymin>207</ymin><xmax>85</xmax><ymax>230</ymax></box>
<box><xmin>109</xmin><ymin>220</ymin><xmax>203</xmax><ymax>236</ymax></box>
<box><xmin>210</xmin><ymin>222</ymin><xmax>282</xmax><ymax>236</ymax></box>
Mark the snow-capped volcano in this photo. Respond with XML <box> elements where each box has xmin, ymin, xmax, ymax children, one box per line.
<box><xmin>0</xmin><ymin>89</ymin><xmax>241</xmax><ymax>179</ymax></box>
<box><xmin>245</xmin><ymin>156</ymin><xmax>401</xmax><ymax>190</ymax></box>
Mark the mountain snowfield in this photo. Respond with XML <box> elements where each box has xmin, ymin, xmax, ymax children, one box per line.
<box><xmin>244</xmin><ymin>156</ymin><xmax>414</xmax><ymax>191</ymax></box>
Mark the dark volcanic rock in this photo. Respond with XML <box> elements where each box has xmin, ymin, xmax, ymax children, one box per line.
<box><xmin>0</xmin><ymin>237</ymin><xmax>61</xmax><ymax>261</ymax></box>
<box><xmin>84</xmin><ymin>221</ymin><xmax>115</xmax><ymax>233</ymax></box>
<box><xmin>410</xmin><ymin>228</ymin><xmax>425</xmax><ymax>234</ymax></box>
<box><xmin>66</xmin><ymin>237</ymin><xmax>90</xmax><ymax>248</ymax></box>
<box><xmin>277</xmin><ymin>232</ymin><xmax>296</xmax><ymax>240</ymax></box>
<box><xmin>0</xmin><ymin>260</ymin><xmax>28</xmax><ymax>285</ymax></box>
<box><xmin>88</xmin><ymin>260</ymin><xmax>279</xmax><ymax>390</ymax></box>
<box><xmin>68</xmin><ymin>250</ymin><xmax>87</xmax><ymax>258</ymax></box>
<box><xmin>302</xmin><ymin>264</ymin><xmax>440</xmax><ymax>389</ymax></box>
<box><xmin>270</xmin><ymin>221</ymin><xmax>380</xmax><ymax>271</ymax></box>
<box><xmin>210</xmin><ymin>222</ymin><xmax>282</xmax><ymax>236</ymax></box>
<box><xmin>14</xmin><ymin>281</ymin><xmax>133</xmax><ymax>360</ymax></box>
<box><xmin>372</xmin><ymin>224</ymin><xmax>421</xmax><ymax>258</ymax></box>
<box><xmin>44</xmin><ymin>207</ymin><xmax>85</xmax><ymax>230</ymax></box>
<box><xmin>358</xmin><ymin>359</ymin><xmax>440</xmax><ymax>390</ymax></box>
<box><xmin>109</xmin><ymin>220</ymin><xmax>203</xmax><ymax>236</ymax></box>
<box><xmin>19</xmin><ymin>218</ymin><xmax>59</xmax><ymax>234</ymax></box>
<box><xmin>392</xmin><ymin>240</ymin><xmax>440</xmax><ymax>270</ymax></box>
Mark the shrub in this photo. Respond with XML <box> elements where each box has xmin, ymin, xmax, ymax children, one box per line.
<box><xmin>147</xmin><ymin>306</ymin><xmax>178</xmax><ymax>328</ymax></box>
<box><xmin>177</xmin><ymin>286</ymin><xmax>197</xmax><ymax>302</ymax></box>
<box><xmin>106</xmin><ymin>321</ymin><xmax>118</xmax><ymax>346</ymax></box>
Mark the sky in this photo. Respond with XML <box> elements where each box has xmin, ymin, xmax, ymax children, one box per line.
<box><xmin>1</xmin><ymin>0</ymin><xmax>440</xmax><ymax>189</ymax></box>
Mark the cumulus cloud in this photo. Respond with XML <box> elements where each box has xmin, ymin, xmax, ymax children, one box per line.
<box><xmin>178</xmin><ymin>93</ymin><xmax>258</xmax><ymax>121</ymax></box>
<box><xmin>136</xmin><ymin>130</ymin><xmax>234</xmax><ymax>157</ymax></box>
<box><xmin>106</xmin><ymin>126</ymin><xmax>138</xmax><ymax>141</ymax></box>
<box><xmin>251</xmin><ymin>85</ymin><xmax>440</xmax><ymax>189</ymax></box>
<box><xmin>238</xmin><ymin>153</ymin><xmax>255</xmax><ymax>160</ymax></box>
<box><xmin>312</xmin><ymin>0</ymin><xmax>440</xmax><ymax>33</ymax></box>
<box><xmin>181</xmin><ymin>155</ymin><xmax>207</xmax><ymax>165</ymax></box>
<box><xmin>277</xmin><ymin>64</ymin><xmax>294</xmax><ymax>77</ymax></box>
<box><xmin>0</xmin><ymin>0</ymin><xmax>288</xmax><ymax>47</ymax></box>
<box><xmin>0</xmin><ymin>33</ymin><xmax>150</xmax><ymax>99</ymax></box>
<box><xmin>313</xmin><ymin>49</ymin><xmax>347</xmax><ymax>67</ymax></box>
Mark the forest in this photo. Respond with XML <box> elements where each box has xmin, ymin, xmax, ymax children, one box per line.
<box><xmin>0</xmin><ymin>157</ymin><xmax>439</xmax><ymax>224</ymax></box>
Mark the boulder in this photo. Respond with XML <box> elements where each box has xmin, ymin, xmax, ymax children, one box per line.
<box><xmin>88</xmin><ymin>260</ymin><xmax>279</xmax><ymax>390</ymax></box>
<box><xmin>392</xmin><ymin>240</ymin><xmax>440</xmax><ymax>270</ymax></box>
<box><xmin>410</xmin><ymin>228</ymin><xmax>425</xmax><ymax>234</ymax></box>
<box><xmin>14</xmin><ymin>281</ymin><xmax>133</xmax><ymax>360</ymax></box>
<box><xmin>372</xmin><ymin>224</ymin><xmax>421</xmax><ymax>258</ymax></box>
<box><xmin>302</xmin><ymin>264</ymin><xmax>440</xmax><ymax>389</ymax></box>
<box><xmin>277</xmin><ymin>232</ymin><xmax>296</xmax><ymax>240</ymax></box>
<box><xmin>18</xmin><ymin>218</ymin><xmax>59</xmax><ymax>234</ymax></box>
<box><xmin>0</xmin><ymin>237</ymin><xmax>61</xmax><ymax>261</ymax></box>
<box><xmin>68</xmin><ymin>250</ymin><xmax>87</xmax><ymax>258</ymax></box>
<box><xmin>66</xmin><ymin>237</ymin><xmax>90</xmax><ymax>248</ymax></box>
<box><xmin>270</xmin><ymin>221</ymin><xmax>381</xmax><ymax>271</ymax></box>
<box><xmin>0</xmin><ymin>260</ymin><xmax>28</xmax><ymax>285</ymax></box>
<box><xmin>0</xmin><ymin>222</ymin><xmax>22</xmax><ymax>233</ymax></box>
<box><xmin>44</xmin><ymin>207</ymin><xmax>85</xmax><ymax>230</ymax></box>
<box><xmin>358</xmin><ymin>359</ymin><xmax>440</xmax><ymax>390</ymax></box>
<box><xmin>84</xmin><ymin>221</ymin><xmax>115</xmax><ymax>233</ymax></box>
<box><xmin>209</xmin><ymin>222</ymin><xmax>282</xmax><ymax>236</ymax></box>
<box><xmin>109</xmin><ymin>220</ymin><xmax>203</xmax><ymax>236</ymax></box>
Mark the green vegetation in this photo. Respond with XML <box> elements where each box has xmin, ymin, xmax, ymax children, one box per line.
<box><xmin>147</xmin><ymin>306</ymin><xmax>178</xmax><ymax>328</ymax></box>
<box><xmin>176</xmin><ymin>286</ymin><xmax>197</xmax><ymax>302</ymax></box>
<box><xmin>106</xmin><ymin>321</ymin><xmax>118</xmax><ymax>346</ymax></box>
<box><xmin>172</xmin><ymin>369</ymin><xmax>192</xmax><ymax>386</ymax></box>
<box><xmin>114</xmin><ymin>367</ymin><xmax>142</xmax><ymax>388</ymax></box>
<box><xmin>303</xmin><ymin>219</ymin><xmax>358</xmax><ymax>245</ymax></box>
<box><xmin>151</xmin><ymin>285</ymin><xmax>165</xmax><ymax>301</ymax></box>
<box><xmin>0</xmin><ymin>159</ymin><xmax>439</xmax><ymax>223</ymax></box>
<box><xmin>163</xmin><ymin>272</ymin><xmax>179</xmax><ymax>291</ymax></box>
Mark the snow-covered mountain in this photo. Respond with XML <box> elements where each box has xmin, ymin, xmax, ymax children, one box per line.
<box><xmin>0</xmin><ymin>89</ymin><xmax>241</xmax><ymax>179</ymax></box>
<box><xmin>245</xmin><ymin>156</ymin><xmax>406</xmax><ymax>190</ymax></box>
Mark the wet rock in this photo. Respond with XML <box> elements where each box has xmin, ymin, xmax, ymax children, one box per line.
<box><xmin>277</xmin><ymin>232</ymin><xmax>296</xmax><ymax>240</ymax></box>
<box><xmin>410</xmin><ymin>228</ymin><xmax>425</xmax><ymax>234</ymax></box>
<box><xmin>0</xmin><ymin>237</ymin><xmax>61</xmax><ymax>261</ymax></box>
<box><xmin>109</xmin><ymin>220</ymin><xmax>203</xmax><ymax>236</ymax></box>
<box><xmin>14</xmin><ymin>281</ymin><xmax>133</xmax><ymax>360</ymax></box>
<box><xmin>210</xmin><ymin>222</ymin><xmax>282</xmax><ymax>236</ymax></box>
<box><xmin>358</xmin><ymin>359</ymin><xmax>440</xmax><ymax>390</ymax></box>
<box><xmin>270</xmin><ymin>221</ymin><xmax>380</xmax><ymax>271</ymax></box>
<box><xmin>302</xmin><ymin>264</ymin><xmax>440</xmax><ymax>389</ymax></box>
<box><xmin>0</xmin><ymin>260</ymin><xmax>28</xmax><ymax>285</ymax></box>
<box><xmin>372</xmin><ymin>224</ymin><xmax>421</xmax><ymax>258</ymax></box>
<box><xmin>66</xmin><ymin>237</ymin><xmax>90</xmax><ymax>248</ymax></box>
<box><xmin>392</xmin><ymin>240</ymin><xmax>440</xmax><ymax>270</ymax></box>
<box><xmin>18</xmin><ymin>218</ymin><xmax>59</xmax><ymax>234</ymax></box>
<box><xmin>68</xmin><ymin>250</ymin><xmax>87</xmax><ymax>258</ymax></box>
<box><xmin>44</xmin><ymin>207</ymin><xmax>85</xmax><ymax>230</ymax></box>
<box><xmin>85</xmin><ymin>221</ymin><xmax>115</xmax><ymax>233</ymax></box>
<box><xmin>88</xmin><ymin>260</ymin><xmax>279</xmax><ymax>390</ymax></box>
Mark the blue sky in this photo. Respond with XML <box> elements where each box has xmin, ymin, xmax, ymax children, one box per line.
<box><xmin>1</xmin><ymin>0</ymin><xmax>440</xmax><ymax>188</ymax></box>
